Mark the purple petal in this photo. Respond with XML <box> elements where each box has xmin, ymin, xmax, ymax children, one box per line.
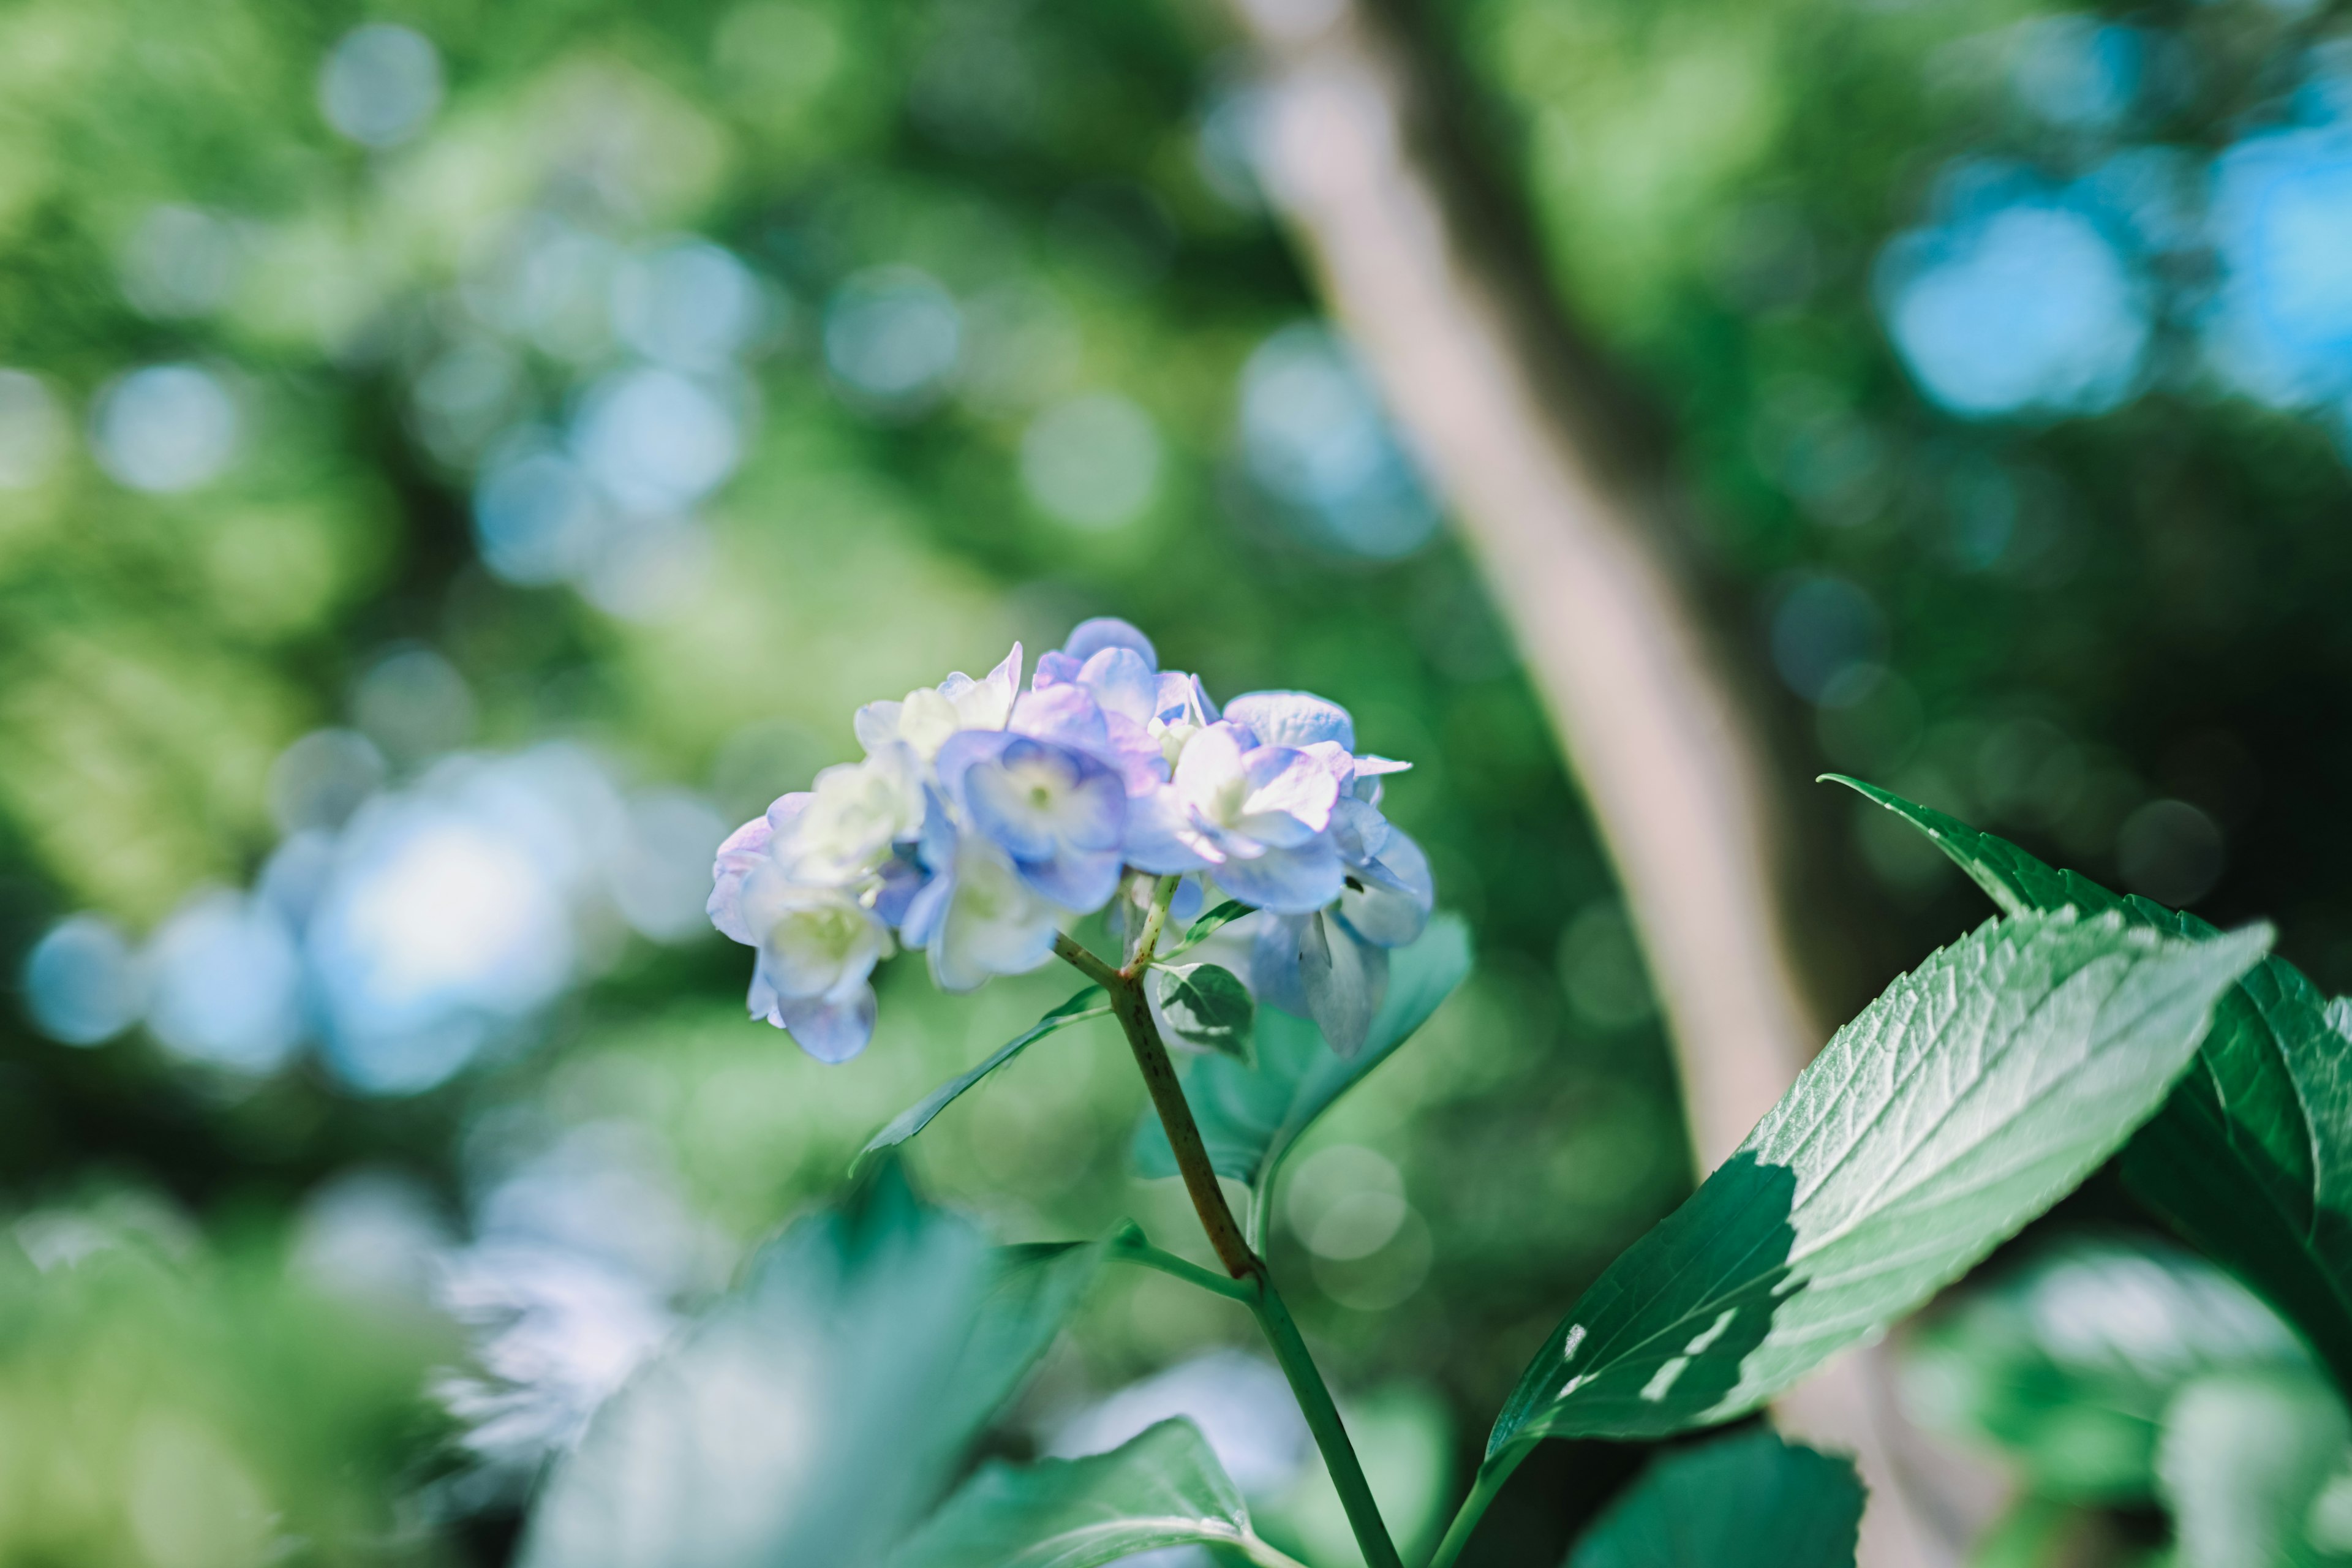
<box><xmin>873</xmin><ymin>851</ymin><xmax>930</xmax><ymax>927</ymax></box>
<box><xmin>1328</xmin><ymin>797</ymin><xmax>1392</xmax><ymax>866</ymax></box>
<box><xmin>916</xmin><ymin>786</ymin><xmax>959</xmax><ymax>875</ymax></box>
<box><xmin>708</xmin><ymin>808</ymin><xmax>789</xmax><ymax>945</ymax></box>
<box><xmin>1010</xmin><ymin>685</ymin><xmax>1112</xmax><ymax>757</ymax></box>
<box><xmin>899</xmin><ymin>862</ymin><xmax>954</xmax><ymax>951</ymax></box>
<box><xmin>1251</xmin><ymin>914</ymin><xmax>1313</xmax><ymax>1016</ymax></box>
<box><xmin>1062</xmin><ymin>617</ymin><xmax>1157</xmax><ymax>669</ymax></box>
<box><xmin>1016</xmin><ymin>844</ymin><xmax>1123</xmax><ymax>911</ymax></box>
<box><xmin>1033</xmin><ymin>650</ymin><xmax>1084</xmax><ymax>689</ymax></box>
<box><xmin>1103</xmin><ymin>712</ymin><xmax>1170</xmax><ymax>794</ymax></box>
<box><xmin>1122</xmin><ymin>786</ymin><xmax>1215</xmax><ymax>875</ymax></box>
<box><xmin>986</xmin><ymin>641</ymin><xmax>1025</xmax><ymax>702</ymax></box>
<box><xmin>1170</xmin><ymin>722</ymin><xmax>1251</xmax><ymax>800</ymax></box>
<box><xmin>1079</xmin><ymin>647</ymin><xmax>1158</xmax><ymax>725</ymax></box>
<box><xmin>1213</xmin><ymin>836</ymin><xmax>1344</xmax><ymax>914</ymax></box>
<box><xmin>1298</xmin><ymin>912</ymin><xmax>1388</xmax><ymax>1057</ymax></box>
<box><xmin>1223</xmin><ymin>691</ymin><xmax>1355</xmax><ymax>752</ymax></box>
<box><xmin>1238</xmin><ymin>745</ymin><xmax>1341</xmax><ymax>838</ymax></box>
<box><xmin>1153</xmin><ymin>671</ymin><xmax>1220</xmax><ymax>727</ymax></box>
<box><xmin>934</xmin><ymin>728</ymin><xmax>1015</xmax><ymax>800</ymax></box>
<box><xmin>775</xmin><ymin>986</ymin><xmax>878</xmax><ymax>1063</ymax></box>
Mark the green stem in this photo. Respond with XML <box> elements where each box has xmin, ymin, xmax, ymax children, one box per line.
<box><xmin>1426</xmin><ymin>1450</ymin><xmax>1525</xmax><ymax>1568</ymax></box>
<box><xmin>1125</xmin><ymin>872</ymin><xmax>1181</xmax><ymax>976</ymax></box>
<box><xmin>1248</xmin><ymin>1280</ymin><xmax>1403</xmax><ymax>1568</ymax></box>
<box><xmin>1108</xmin><ymin>1223</ymin><xmax>1256</xmax><ymax>1303</ymax></box>
<box><xmin>1058</xmin><ymin>921</ymin><xmax>1404</xmax><ymax>1568</ymax></box>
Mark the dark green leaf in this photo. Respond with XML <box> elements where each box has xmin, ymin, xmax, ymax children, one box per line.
<box><xmin>1134</xmin><ymin>915</ymin><xmax>1472</xmax><ymax>1247</ymax></box>
<box><xmin>856</xmin><ymin>989</ymin><xmax>1107</xmax><ymax>1172</ymax></box>
<box><xmin>1152</xmin><ymin>962</ymin><xmax>1255</xmax><ymax>1060</ymax></box>
<box><xmin>890</xmin><ymin>1418</ymin><xmax>1302</xmax><ymax>1568</ymax></box>
<box><xmin>1487</xmin><ymin>908</ymin><xmax>2267</xmax><ymax>1455</ymax></box>
<box><xmin>1831</xmin><ymin>774</ymin><xmax>2352</xmax><ymax>1396</ymax></box>
<box><xmin>519</xmin><ymin>1161</ymin><xmax>1101</xmax><ymax>1568</ymax></box>
<box><xmin>1567</xmin><ymin>1430</ymin><xmax>1862</xmax><ymax>1568</ymax></box>
<box><xmin>2157</xmin><ymin>1370</ymin><xmax>2352</xmax><ymax>1568</ymax></box>
<box><xmin>1902</xmin><ymin>1234</ymin><xmax>2312</xmax><ymax>1501</ymax></box>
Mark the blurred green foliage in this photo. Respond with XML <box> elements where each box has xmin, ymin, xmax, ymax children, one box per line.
<box><xmin>4</xmin><ymin>0</ymin><xmax>2350</xmax><ymax>1559</ymax></box>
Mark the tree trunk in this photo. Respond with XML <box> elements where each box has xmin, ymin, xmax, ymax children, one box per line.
<box><xmin>1218</xmin><ymin>1</ymin><xmax>1999</xmax><ymax>1561</ymax></box>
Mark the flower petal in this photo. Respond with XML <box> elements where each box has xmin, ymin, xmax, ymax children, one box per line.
<box><xmin>1223</xmin><ymin>691</ymin><xmax>1355</xmax><ymax>752</ymax></box>
<box><xmin>925</xmin><ymin>837</ymin><xmax>1061</xmax><ymax>992</ymax></box>
<box><xmin>774</xmin><ymin>986</ymin><xmax>878</xmax><ymax>1063</ymax></box>
<box><xmin>1251</xmin><ymin>913</ymin><xmax>1313</xmax><ymax>1016</ymax></box>
<box><xmin>1016</xmin><ymin>844</ymin><xmax>1123</xmax><ymax>911</ymax></box>
<box><xmin>1338</xmin><ymin>824</ymin><xmax>1433</xmax><ymax>948</ymax></box>
<box><xmin>707</xmin><ymin>812</ymin><xmax>778</xmax><ymax>945</ymax></box>
<box><xmin>1122</xmin><ymin>786</ymin><xmax>1216</xmax><ymax>874</ymax></box>
<box><xmin>1298</xmin><ymin>911</ymin><xmax>1389</xmax><ymax>1058</ymax></box>
<box><xmin>1010</xmin><ymin>684</ymin><xmax>1112</xmax><ymax>758</ymax></box>
<box><xmin>1212</xmin><ymin>835</ymin><xmax>1344</xmax><ymax>914</ymax></box>
<box><xmin>1238</xmin><ymin>745</ymin><xmax>1341</xmax><ymax>837</ymax></box>
<box><xmin>1078</xmin><ymin>646</ymin><xmax>1158</xmax><ymax>725</ymax></box>
<box><xmin>1062</xmin><ymin>617</ymin><xmax>1157</xmax><ymax>669</ymax></box>
<box><xmin>1170</xmin><ymin>722</ymin><xmax>1251</xmax><ymax>807</ymax></box>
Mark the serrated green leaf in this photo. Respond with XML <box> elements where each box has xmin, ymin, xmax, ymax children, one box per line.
<box><xmin>856</xmin><ymin>989</ymin><xmax>1108</xmax><ymax>1172</ymax></box>
<box><xmin>1486</xmin><ymin>908</ymin><xmax>2268</xmax><ymax>1457</ymax></box>
<box><xmin>890</xmin><ymin>1419</ymin><xmax>1303</xmax><ymax>1568</ymax></box>
<box><xmin>1568</xmin><ymin>1430</ymin><xmax>1863</xmax><ymax>1568</ymax></box>
<box><xmin>1830</xmin><ymin>774</ymin><xmax>2352</xmax><ymax>1397</ymax></box>
<box><xmin>1902</xmin><ymin>1234</ymin><xmax>2313</xmax><ymax>1502</ymax></box>
<box><xmin>1153</xmin><ymin>962</ymin><xmax>1256</xmax><ymax>1060</ymax></box>
<box><xmin>1133</xmin><ymin>915</ymin><xmax>1471</xmax><ymax>1247</ymax></box>
<box><xmin>519</xmin><ymin>1163</ymin><xmax>1102</xmax><ymax>1568</ymax></box>
<box><xmin>2157</xmin><ymin>1370</ymin><xmax>2352</xmax><ymax>1568</ymax></box>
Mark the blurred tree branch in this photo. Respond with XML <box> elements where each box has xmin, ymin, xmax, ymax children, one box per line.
<box><xmin>1215</xmin><ymin>0</ymin><xmax>1998</xmax><ymax>1561</ymax></box>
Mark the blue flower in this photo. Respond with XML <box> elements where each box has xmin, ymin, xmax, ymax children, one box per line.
<box><xmin>935</xmin><ymin>729</ymin><xmax>1127</xmax><ymax>911</ymax></box>
<box><xmin>706</xmin><ymin>620</ymin><xmax>1438</xmax><ymax>1061</ymax></box>
<box><xmin>899</xmin><ymin>801</ymin><xmax>1065</xmax><ymax>992</ymax></box>
<box><xmin>1124</xmin><ymin>720</ymin><xmax>1343</xmax><ymax>914</ymax></box>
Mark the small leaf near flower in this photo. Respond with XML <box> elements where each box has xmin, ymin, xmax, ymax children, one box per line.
<box><xmin>1153</xmin><ymin>962</ymin><xmax>1256</xmax><ymax>1061</ymax></box>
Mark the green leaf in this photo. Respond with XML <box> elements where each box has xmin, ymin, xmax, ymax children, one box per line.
<box><xmin>1567</xmin><ymin>1430</ymin><xmax>1863</xmax><ymax>1568</ymax></box>
<box><xmin>2157</xmin><ymin>1370</ymin><xmax>2352</xmax><ymax>1568</ymax></box>
<box><xmin>519</xmin><ymin>1161</ymin><xmax>1102</xmax><ymax>1568</ymax></box>
<box><xmin>1134</xmin><ymin>914</ymin><xmax>1472</xmax><ymax>1246</ymax></box>
<box><xmin>1167</xmin><ymin>898</ymin><xmax>1254</xmax><ymax>957</ymax></box>
<box><xmin>1153</xmin><ymin>962</ymin><xmax>1256</xmax><ymax>1060</ymax></box>
<box><xmin>1485</xmin><ymin>907</ymin><xmax>2268</xmax><ymax>1456</ymax></box>
<box><xmin>856</xmin><ymin>988</ymin><xmax>1108</xmax><ymax>1172</ymax></box>
<box><xmin>890</xmin><ymin>1419</ymin><xmax>1302</xmax><ymax>1568</ymax></box>
<box><xmin>1830</xmin><ymin>774</ymin><xmax>2352</xmax><ymax>1397</ymax></box>
<box><xmin>1902</xmin><ymin>1234</ymin><xmax>2313</xmax><ymax>1501</ymax></box>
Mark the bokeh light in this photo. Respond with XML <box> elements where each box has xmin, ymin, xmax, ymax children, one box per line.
<box><xmin>1020</xmin><ymin>393</ymin><xmax>1164</xmax><ymax>529</ymax></box>
<box><xmin>91</xmin><ymin>365</ymin><xmax>239</xmax><ymax>492</ymax></box>
<box><xmin>823</xmin><ymin>266</ymin><xmax>964</xmax><ymax>413</ymax></box>
<box><xmin>318</xmin><ymin>24</ymin><xmax>444</xmax><ymax>149</ymax></box>
<box><xmin>1879</xmin><ymin>180</ymin><xmax>2150</xmax><ymax>420</ymax></box>
<box><xmin>21</xmin><ymin>916</ymin><xmax>146</xmax><ymax>1046</ymax></box>
<box><xmin>1238</xmin><ymin>323</ymin><xmax>1439</xmax><ymax>557</ymax></box>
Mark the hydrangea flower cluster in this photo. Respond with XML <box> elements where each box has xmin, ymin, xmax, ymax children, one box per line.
<box><xmin>707</xmin><ymin>619</ymin><xmax>1434</xmax><ymax>1062</ymax></box>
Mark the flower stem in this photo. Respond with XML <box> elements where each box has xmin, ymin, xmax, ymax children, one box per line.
<box><xmin>1425</xmin><ymin>1450</ymin><xmax>1525</xmax><ymax>1568</ymax></box>
<box><xmin>1056</xmin><ymin>914</ymin><xmax>1404</xmax><ymax>1568</ymax></box>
